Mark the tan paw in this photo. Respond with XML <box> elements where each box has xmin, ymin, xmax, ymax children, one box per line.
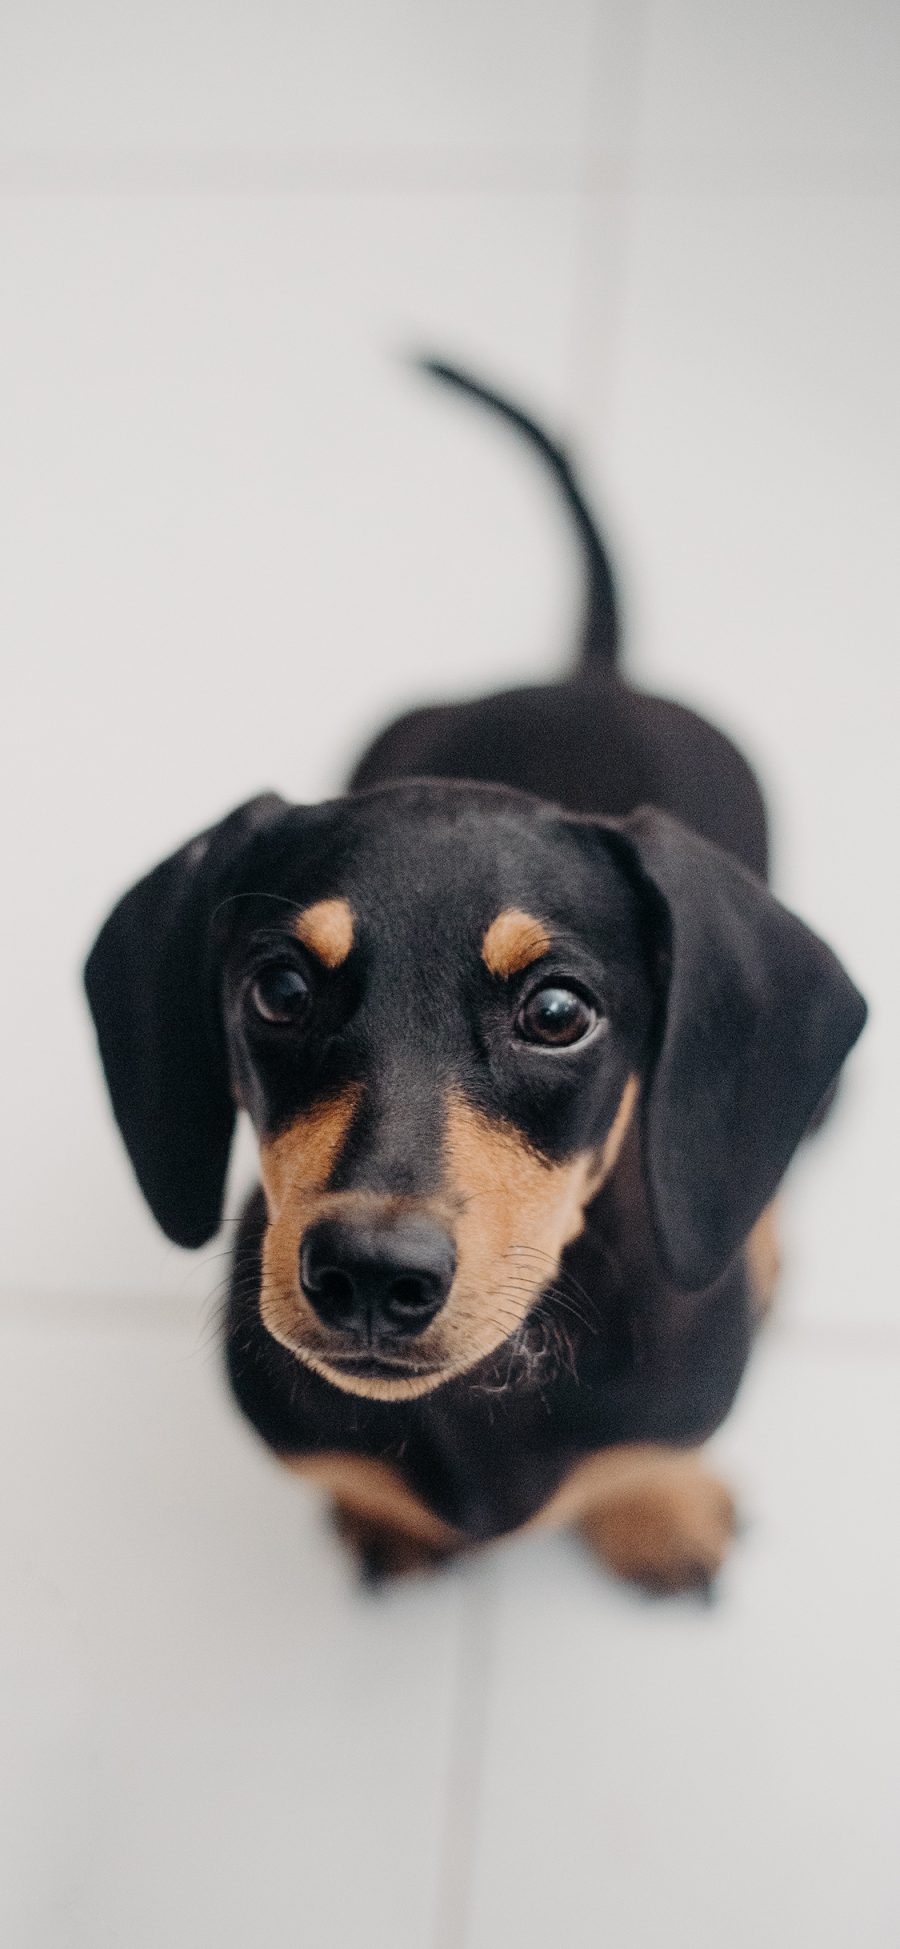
<box><xmin>332</xmin><ymin>1503</ymin><xmax>458</xmax><ymax>1584</ymax></box>
<box><xmin>581</xmin><ymin>1462</ymin><xmax>738</xmax><ymax>1597</ymax></box>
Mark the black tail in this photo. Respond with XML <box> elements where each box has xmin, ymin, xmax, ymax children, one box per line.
<box><xmin>417</xmin><ymin>356</ymin><xmax>618</xmax><ymax>668</ymax></box>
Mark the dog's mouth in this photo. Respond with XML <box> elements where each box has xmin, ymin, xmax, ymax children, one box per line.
<box><xmin>290</xmin><ymin>1332</ymin><xmax>459</xmax><ymax>1401</ymax></box>
<box><xmin>324</xmin><ymin>1349</ymin><xmax>445</xmax><ymax>1380</ymax></box>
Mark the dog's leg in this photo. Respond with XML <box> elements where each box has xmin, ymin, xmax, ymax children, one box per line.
<box><xmin>579</xmin><ymin>1452</ymin><xmax>737</xmax><ymax>1595</ymax></box>
<box><xmin>331</xmin><ymin>1502</ymin><xmax>461</xmax><ymax>1584</ymax></box>
<box><xmin>281</xmin><ymin>1451</ymin><xmax>462</xmax><ymax>1583</ymax></box>
<box><xmin>530</xmin><ymin>1445</ymin><xmax>738</xmax><ymax>1595</ymax></box>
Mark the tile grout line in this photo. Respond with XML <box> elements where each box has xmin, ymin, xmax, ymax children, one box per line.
<box><xmin>1</xmin><ymin>152</ymin><xmax>898</xmax><ymax>199</ymax></box>
<box><xmin>430</xmin><ymin>1563</ymin><xmax>497</xmax><ymax>1949</ymax></box>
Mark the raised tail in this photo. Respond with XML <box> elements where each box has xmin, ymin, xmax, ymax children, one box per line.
<box><xmin>417</xmin><ymin>356</ymin><xmax>619</xmax><ymax>669</ymax></box>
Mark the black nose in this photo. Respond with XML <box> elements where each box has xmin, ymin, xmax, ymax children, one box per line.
<box><xmin>299</xmin><ymin>1216</ymin><xmax>456</xmax><ymax>1340</ymax></box>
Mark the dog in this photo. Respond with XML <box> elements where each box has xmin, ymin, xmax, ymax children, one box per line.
<box><xmin>85</xmin><ymin>360</ymin><xmax>866</xmax><ymax>1594</ymax></box>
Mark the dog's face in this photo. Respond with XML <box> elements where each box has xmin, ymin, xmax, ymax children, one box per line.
<box><xmin>85</xmin><ymin>781</ymin><xmax>866</xmax><ymax>1402</ymax></box>
<box><xmin>216</xmin><ymin>788</ymin><xmax>654</xmax><ymax>1398</ymax></box>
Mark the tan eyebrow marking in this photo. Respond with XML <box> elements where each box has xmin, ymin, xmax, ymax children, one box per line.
<box><xmin>293</xmin><ymin>897</ymin><xmax>354</xmax><ymax>969</ymax></box>
<box><xmin>481</xmin><ymin>908</ymin><xmax>552</xmax><ymax>980</ymax></box>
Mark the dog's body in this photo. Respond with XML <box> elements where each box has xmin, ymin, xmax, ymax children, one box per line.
<box><xmin>86</xmin><ymin>364</ymin><xmax>866</xmax><ymax>1590</ymax></box>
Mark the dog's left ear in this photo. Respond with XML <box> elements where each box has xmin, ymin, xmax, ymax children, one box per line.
<box><xmin>85</xmin><ymin>793</ymin><xmax>288</xmax><ymax>1249</ymax></box>
<box><xmin>601</xmin><ymin>808</ymin><xmax>867</xmax><ymax>1290</ymax></box>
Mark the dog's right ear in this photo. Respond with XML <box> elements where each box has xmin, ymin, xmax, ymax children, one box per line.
<box><xmin>84</xmin><ymin>793</ymin><xmax>288</xmax><ymax>1249</ymax></box>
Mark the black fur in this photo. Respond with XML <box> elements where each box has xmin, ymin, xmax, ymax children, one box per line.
<box><xmin>417</xmin><ymin>357</ymin><xmax>619</xmax><ymax>666</ymax></box>
<box><xmin>84</xmin><ymin>361</ymin><xmax>867</xmax><ymax>1543</ymax></box>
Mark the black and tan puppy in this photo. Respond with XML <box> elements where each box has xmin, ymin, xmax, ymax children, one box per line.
<box><xmin>85</xmin><ymin>362</ymin><xmax>866</xmax><ymax>1593</ymax></box>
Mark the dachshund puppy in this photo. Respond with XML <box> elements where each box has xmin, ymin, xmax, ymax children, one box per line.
<box><xmin>85</xmin><ymin>363</ymin><xmax>866</xmax><ymax>1593</ymax></box>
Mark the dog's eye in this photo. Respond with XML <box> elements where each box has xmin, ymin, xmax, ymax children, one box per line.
<box><xmin>516</xmin><ymin>984</ymin><xmax>597</xmax><ymax>1048</ymax></box>
<box><xmin>249</xmin><ymin>966</ymin><xmax>311</xmax><ymax>1025</ymax></box>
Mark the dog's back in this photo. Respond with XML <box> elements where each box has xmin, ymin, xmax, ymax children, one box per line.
<box><xmin>351</xmin><ymin>361</ymin><xmax>768</xmax><ymax>879</ymax></box>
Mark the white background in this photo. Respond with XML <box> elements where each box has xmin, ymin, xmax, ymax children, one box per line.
<box><xmin>1</xmin><ymin>5</ymin><xmax>898</xmax><ymax>1945</ymax></box>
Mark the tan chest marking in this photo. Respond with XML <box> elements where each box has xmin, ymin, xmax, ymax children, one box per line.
<box><xmin>293</xmin><ymin>897</ymin><xmax>354</xmax><ymax>969</ymax></box>
<box><xmin>481</xmin><ymin>908</ymin><xmax>552</xmax><ymax>979</ymax></box>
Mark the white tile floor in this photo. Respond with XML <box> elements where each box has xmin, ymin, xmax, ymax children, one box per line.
<box><xmin>1</xmin><ymin>4</ymin><xmax>898</xmax><ymax>1943</ymax></box>
<box><xmin>2</xmin><ymin>1303</ymin><xmax>898</xmax><ymax>1946</ymax></box>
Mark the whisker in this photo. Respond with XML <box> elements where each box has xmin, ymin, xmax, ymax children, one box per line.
<box><xmin>210</xmin><ymin>889</ymin><xmax>304</xmax><ymax>924</ymax></box>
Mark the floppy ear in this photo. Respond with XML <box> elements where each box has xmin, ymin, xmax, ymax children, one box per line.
<box><xmin>607</xmin><ymin>808</ymin><xmax>867</xmax><ymax>1291</ymax></box>
<box><xmin>84</xmin><ymin>793</ymin><xmax>287</xmax><ymax>1249</ymax></box>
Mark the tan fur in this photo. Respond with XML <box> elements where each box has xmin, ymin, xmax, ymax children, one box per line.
<box><xmin>293</xmin><ymin>897</ymin><xmax>354</xmax><ymax>969</ymax></box>
<box><xmin>283</xmin><ymin>1451</ymin><xmax>459</xmax><ymax>1552</ymax></box>
<box><xmin>259</xmin><ymin>1087</ymin><xmax>363</xmax><ymax>1347</ymax></box>
<box><xmin>481</xmin><ymin>907</ymin><xmax>552</xmax><ymax>979</ymax></box>
<box><xmin>592</xmin><ymin>1071</ymin><xmax>638</xmax><ymax>1184</ymax></box>
<box><xmin>257</xmin><ymin>1076</ymin><xmax>639</xmax><ymax>1405</ymax></box>
<box><xmin>565</xmin><ymin>1448</ymin><xmax>738</xmax><ymax>1592</ymax></box>
<box><xmin>432</xmin><ymin>1078</ymin><xmax>640</xmax><ymax>1390</ymax></box>
<box><xmin>746</xmin><ymin>1201</ymin><xmax>780</xmax><ymax>1318</ymax></box>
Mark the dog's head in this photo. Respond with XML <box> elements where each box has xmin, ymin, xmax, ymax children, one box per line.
<box><xmin>85</xmin><ymin>781</ymin><xmax>865</xmax><ymax>1400</ymax></box>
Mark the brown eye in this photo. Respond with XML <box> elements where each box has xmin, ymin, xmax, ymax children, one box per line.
<box><xmin>249</xmin><ymin>965</ymin><xmax>311</xmax><ymax>1025</ymax></box>
<box><xmin>516</xmin><ymin>984</ymin><xmax>598</xmax><ymax>1049</ymax></box>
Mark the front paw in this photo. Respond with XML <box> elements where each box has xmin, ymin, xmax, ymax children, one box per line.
<box><xmin>332</xmin><ymin>1503</ymin><xmax>459</xmax><ymax>1585</ymax></box>
<box><xmin>581</xmin><ymin>1462</ymin><xmax>738</xmax><ymax>1597</ymax></box>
